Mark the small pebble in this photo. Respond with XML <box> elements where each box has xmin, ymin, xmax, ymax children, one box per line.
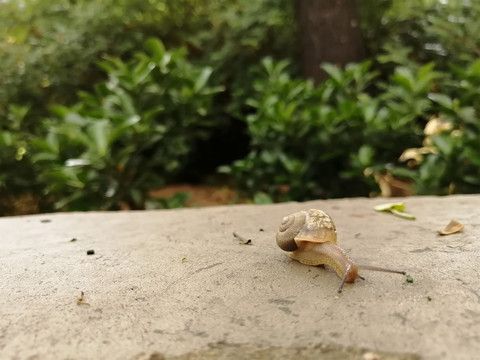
<box><xmin>363</xmin><ymin>352</ymin><xmax>380</xmax><ymax>360</ymax></box>
<box><xmin>86</xmin><ymin>249</ymin><xmax>95</xmax><ymax>255</ymax></box>
<box><xmin>70</xmin><ymin>238</ymin><xmax>77</xmax><ymax>242</ymax></box>
<box><xmin>40</xmin><ymin>219</ymin><xmax>51</xmax><ymax>223</ymax></box>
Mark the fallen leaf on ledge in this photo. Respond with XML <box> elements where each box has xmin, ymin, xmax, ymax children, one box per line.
<box><xmin>373</xmin><ymin>202</ymin><xmax>416</xmax><ymax>220</ymax></box>
<box><xmin>438</xmin><ymin>220</ymin><xmax>464</xmax><ymax>235</ymax></box>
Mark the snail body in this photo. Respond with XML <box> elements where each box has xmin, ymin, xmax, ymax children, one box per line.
<box><xmin>276</xmin><ymin>209</ymin><xmax>405</xmax><ymax>293</ymax></box>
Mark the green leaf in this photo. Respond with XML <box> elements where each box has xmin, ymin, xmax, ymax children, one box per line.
<box><xmin>362</xmin><ymin>103</ymin><xmax>377</xmax><ymax>123</ymax></box>
<box><xmin>253</xmin><ymin>192</ymin><xmax>273</xmax><ymax>204</ymax></box>
<box><xmin>358</xmin><ymin>145</ymin><xmax>374</xmax><ymax>166</ymax></box>
<box><xmin>31</xmin><ymin>152</ymin><xmax>58</xmax><ymax>162</ymax></box>
<box><xmin>463</xmin><ymin>175</ymin><xmax>480</xmax><ymax>185</ymax></box>
<box><xmin>390</xmin><ymin>209</ymin><xmax>416</xmax><ymax>220</ymax></box>
<box><xmin>46</xmin><ymin>132</ymin><xmax>59</xmax><ymax>154</ymax></box>
<box><xmin>467</xmin><ymin>59</ymin><xmax>480</xmax><ymax>77</ymax></box>
<box><xmin>87</xmin><ymin>120</ymin><xmax>111</xmax><ymax>156</ymax></box>
<box><xmin>44</xmin><ymin>169</ymin><xmax>84</xmax><ymax>189</ymax></box>
<box><xmin>390</xmin><ymin>167</ymin><xmax>417</xmax><ymax>180</ymax></box>
<box><xmin>415</xmin><ymin>63</ymin><xmax>436</xmax><ymax>92</ymax></box>
<box><xmin>146</xmin><ymin>38</ymin><xmax>166</xmax><ymax>61</ymax></box>
<box><xmin>146</xmin><ymin>192</ymin><xmax>191</xmax><ymax>209</ymax></box>
<box><xmin>166</xmin><ymin>192</ymin><xmax>191</xmax><ymax>208</ymax></box>
<box><xmin>49</xmin><ymin>105</ymin><xmax>71</xmax><ymax>117</ymax></box>
<box><xmin>457</xmin><ymin>107</ymin><xmax>476</xmax><ymax>124</ymax></box>
<box><xmin>30</xmin><ymin>132</ymin><xmax>59</xmax><ymax>155</ymax></box>
<box><xmin>419</xmin><ymin>155</ymin><xmax>447</xmax><ymax>182</ymax></box>
<box><xmin>65</xmin><ymin>158</ymin><xmax>91</xmax><ymax>167</ymax></box>
<box><xmin>374</xmin><ymin>202</ymin><xmax>416</xmax><ymax>219</ymax></box>
<box><xmin>65</xmin><ymin>112</ymin><xmax>88</xmax><ymax>125</ymax></box>
<box><xmin>279</xmin><ymin>153</ymin><xmax>304</xmax><ymax>174</ymax></box>
<box><xmin>8</xmin><ymin>104</ymin><xmax>30</xmax><ymax>128</ymax></box>
<box><xmin>374</xmin><ymin>202</ymin><xmax>406</xmax><ymax>212</ymax></box>
<box><xmin>428</xmin><ymin>93</ymin><xmax>453</xmax><ymax>109</ymax></box>
<box><xmin>194</xmin><ymin>67</ymin><xmax>213</xmax><ymax>92</ymax></box>
<box><xmin>132</xmin><ymin>60</ymin><xmax>155</xmax><ymax>85</ymax></box>
<box><xmin>392</xmin><ymin>67</ymin><xmax>414</xmax><ymax>90</ymax></box>
<box><xmin>321</xmin><ymin>63</ymin><xmax>343</xmax><ymax>85</ymax></box>
<box><xmin>217</xmin><ymin>165</ymin><xmax>232</xmax><ymax>174</ymax></box>
<box><xmin>417</xmin><ymin>62</ymin><xmax>435</xmax><ymax>80</ymax></box>
<box><xmin>108</xmin><ymin>115</ymin><xmax>141</xmax><ymax>144</ymax></box>
<box><xmin>0</xmin><ymin>132</ymin><xmax>13</xmax><ymax>146</ymax></box>
<box><xmin>142</xmin><ymin>106</ymin><xmax>164</xmax><ymax>124</ymax></box>
<box><xmin>432</xmin><ymin>134</ymin><xmax>454</xmax><ymax>156</ymax></box>
<box><xmin>463</xmin><ymin>147</ymin><xmax>480</xmax><ymax>167</ymax></box>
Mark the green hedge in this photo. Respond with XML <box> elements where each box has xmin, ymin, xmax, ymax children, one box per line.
<box><xmin>222</xmin><ymin>56</ymin><xmax>480</xmax><ymax>201</ymax></box>
<box><xmin>30</xmin><ymin>39</ymin><xmax>222</xmax><ymax>211</ymax></box>
<box><xmin>2</xmin><ymin>0</ymin><xmax>480</xmax><ymax>214</ymax></box>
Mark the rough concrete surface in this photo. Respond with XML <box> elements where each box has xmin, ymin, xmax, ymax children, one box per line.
<box><xmin>1</xmin><ymin>195</ymin><xmax>479</xmax><ymax>360</ymax></box>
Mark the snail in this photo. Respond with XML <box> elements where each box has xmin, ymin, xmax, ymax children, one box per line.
<box><xmin>276</xmin><ymin>209</ymin><xmax>406</xmax><ymax>293</ymax></box>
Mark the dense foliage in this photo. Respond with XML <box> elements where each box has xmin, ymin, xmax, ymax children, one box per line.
<box><xmin>1</xmin><ymin>0</ymin><xmax>480</xmax><ymax>214</ymax></box>
<box><xmin>222</xmin><ymin>57</ymin><xmax>480</xmax><ymax>201</ymax></box>
<box><xmin>32</xmin><ymin>38</ymin><xmax>222</xmax><ymax>210</ymax></box>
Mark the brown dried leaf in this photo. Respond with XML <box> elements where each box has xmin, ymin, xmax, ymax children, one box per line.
<box><xmin>398</xmin><ymin>146</ymin><xmax>436</xmax><ymax>163</ymax></box>
<box><xmin>372</xmin><ymin>173</ymin><xmax>414</xmax><ymax>197</ymax></box>
<box><xmin>438</xmin><ymin>220</ymin><xmax>464</xmax><ymax>235</ymax></box>
<box><xmin>424</xmin><ymin>116</ymin><xmax>453</xmax><ymax>136</ymax></box>
<box><xmin>76</xmin><ymin>291</ymin><xmax>90</xmax><ymax>306</ymax></box>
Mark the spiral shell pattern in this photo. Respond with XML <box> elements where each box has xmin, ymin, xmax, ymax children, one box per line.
<box><xmin>276</xmin><ymin>209</ymin><xmax>337</xmax><ymax>252</ymax></box>
<box><xmin>276</xmin><ymin>210</ymin><xmax>307</xmax><ymax>251</ymax></box>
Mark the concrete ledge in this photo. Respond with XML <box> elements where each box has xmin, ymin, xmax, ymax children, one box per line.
<box><xmin>1</xmin><ymin>195</ymin><xmax>479</xmax><ymax>359</ymax></box>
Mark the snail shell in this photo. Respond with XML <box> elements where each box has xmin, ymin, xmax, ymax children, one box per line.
<box><xmin>275</xmin><ymin>208</ymin><xmax>406</xmax><ymax>293</ymax></box>
<box><xmin>276</xmin><ymin>209</ymin><xmax>337</xmax><ymax>251</ymax></box>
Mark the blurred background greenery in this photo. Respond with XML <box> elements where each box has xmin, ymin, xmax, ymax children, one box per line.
<box><xmin>1</xmin><ymin>0</ymin><xmax>480</xmax><ymax>215</ymax></box>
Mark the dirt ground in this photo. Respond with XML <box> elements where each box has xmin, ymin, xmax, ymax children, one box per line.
<box><xmin>1</xmin><ymin>185</ymin><xmax>242</xmax><ymax>217</ymax></box>
<box><xmin>150</xmin><ymin>185</ymin><xmax>241</xmax><ymax>207</ymax></box>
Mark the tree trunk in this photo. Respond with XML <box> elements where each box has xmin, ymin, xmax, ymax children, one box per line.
<box><xmin>296</xmin><ymin>0</ymin><xmax>365</xmax><ymax>84</ymax></box>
